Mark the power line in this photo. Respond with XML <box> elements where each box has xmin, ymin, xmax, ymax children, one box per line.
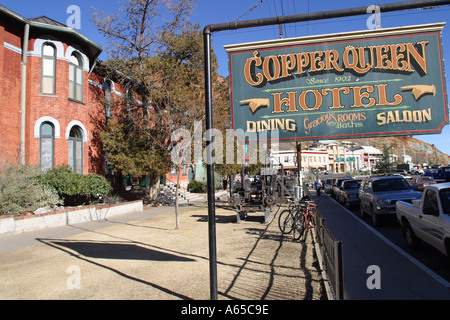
<box><xmin>237</xmin><ymin>0</ymin><xmax>265</xmax><ymax>21</ymax></box>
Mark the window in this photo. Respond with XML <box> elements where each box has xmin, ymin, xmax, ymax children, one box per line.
<box><xmin>104</xmin><ymin>80</ymin><xmax>112</xmax><ymax>119</ymax></box>
<box><xmin>439</xmin><ymin>188</ymin><xmax>450</xmax><ymax>215</ymax></box>
<box><xmin>423</xmin><ymin>189</ymin><xmax>439</xmax><ymax>215</ymax></box>
<box><xmin>41</xmin><ymin>43</ymin><xmax>56</xmax><ymax>95</ymax></box>
<box><xmin>69</xmin><ymin>53</ymin><xmax>83</xmax><ymax>101</ymax></box>
<box><xmin>68</xmin><ymin>126</ymin><xmax>83</xmax><ymax>174</ymax></box>
<box><xmin>40</xmin><ymin>122</ymin><xmax>54</xmax><ymax>171</ymax></box>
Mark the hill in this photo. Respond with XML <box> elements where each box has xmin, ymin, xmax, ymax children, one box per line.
<box><xmin>358</xmin><ymin>136</ymin><xmax>448</xmax><ymax>166</ymax></box>
<box><xmin>280</xmin><ymin>136</ymin><xmax>449</xmax><ymax>166</ymax></box>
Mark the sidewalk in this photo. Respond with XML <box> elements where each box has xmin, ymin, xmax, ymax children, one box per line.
<box><xmin>312</xmin><ymin>192</ymin><xmax>450</xmax><ymax>300</ymax></box>
<box><xmin>0</xmin><ymin>191</ymin><xmax>223</xmax><ymax>254</ymax></box>
<box><xmin>0</xmin><ymin>192</ymin><xmax>324</xmax><ymax>300</ymax></box>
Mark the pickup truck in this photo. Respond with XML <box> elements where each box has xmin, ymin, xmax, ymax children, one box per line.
<box><xmin>423</xmin><ymin>166</ymin><xmax>450</xmax><ymax>183</ymax></box>
<box><xmin>396</xmin><ymin>183</ymin><xmax>450</xmax><ymax>257</ymax></box>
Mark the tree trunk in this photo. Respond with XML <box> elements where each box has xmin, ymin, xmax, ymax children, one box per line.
<box><xmin>148</xmin><ymin>174</ymin><xmax>159</xmax><ymax>205</ymax></box>
<box><xmin>175</xmin><ymin>165</ymin><xmax>181</xmax><ymax>230</ymax></box>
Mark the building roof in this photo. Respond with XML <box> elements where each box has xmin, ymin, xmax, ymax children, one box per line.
<box><xmin>29</xmin><ymin>16</ymin><xmax>66</xmax><ymax>27</ymax></box>
<box><xmin>0</xmin><ymin>5</ymin><xmax>102</xmax><ymax>67</ymax></box>
<box><xmin>353</xmin><ymin>146</ymin><xmax>383</xmax><ymax>154</ymax></box>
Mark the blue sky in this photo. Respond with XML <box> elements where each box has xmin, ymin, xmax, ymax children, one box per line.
<box><xmin>2</xmin><ymin>0</ymin><xmax>450</xmax><ymax>157</ymax></box>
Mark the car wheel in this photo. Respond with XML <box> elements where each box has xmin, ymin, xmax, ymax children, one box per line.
<box><xmin>402</xmin><ymin>220</ymin><xmax>421</xmax><ymax>250</ymax></box>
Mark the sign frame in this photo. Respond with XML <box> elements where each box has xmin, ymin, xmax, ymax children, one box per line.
<box><xmin>226</xmin><ymin>23</ymin><xmax>449</xmax><ymax>143</ymax></box>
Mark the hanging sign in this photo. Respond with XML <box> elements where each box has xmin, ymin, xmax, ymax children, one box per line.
<box><xmin>225</xmin><ymin>23</ymin><xmax>448</xmax><ymax>143</ymax></box>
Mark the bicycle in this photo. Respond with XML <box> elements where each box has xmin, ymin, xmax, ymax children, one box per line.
<box><xmin>277</xmin><ymin>200</ymin><xmax>300</xmax><ymax>234</ymax></box>
<box><xmin>278</xmin><ymin>200</ymin><xmax>316</xmax><ymax>241</ymax></box>
<box><xmin>292</xmin><ymin>201</ymin><xmax>316</xmax><ymax>242</ymax></box>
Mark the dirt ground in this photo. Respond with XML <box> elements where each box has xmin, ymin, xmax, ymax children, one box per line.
<box><xmin>0</xmin><ymin>201</ymin><xmax>326</xmax><ymax>300</ymax></box>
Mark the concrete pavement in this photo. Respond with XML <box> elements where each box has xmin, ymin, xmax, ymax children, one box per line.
<box><xmin>0</xmin><ymin>195</ymin><xmax>212</xmax><ymax>254</ymax></box>
<box><xmin>313</xmin><ymin>192</ymin><xmax>450</xmax><ymax>299</ymax></box>
<box><xmin>2</xmin><ymin>186</ymin><xmax>449</xmax><ymax>300</ymax></box>
<box><xmin>0</xmin><ymin>191</ymin><xmax>324</xmax><ymax>301</ymax></box>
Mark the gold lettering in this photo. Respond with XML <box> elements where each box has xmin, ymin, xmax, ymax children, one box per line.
<box><xmin>310</xmin><ymin>51</ymin><xmax>325</xmax><ymax>72</ymax></box>
<box><xmin>322</xmin><ymin>87</ymin><xmax>351</xmax><ymax>109</ymax></box>
<box><xmin>389</xmin><ymin>43</ymin><xmax>408</xmax><ymax>71</ymax></box>
<box><xmin>244</xmin><ymin>51</ymin><xmax>263</xmax><ymax>86</ymax></box>
<box><xmin>262</xmin><ymin>55</ymin><xmax>281</xmax><ymax>81</ymax></box>
<box><xmin>271</xmin><ymin>91</ymin><xmax>298</xmax><ymax>113</ymax></box>
<box><xmin>298</xmin><ymin>90</ymin><xmax>323</xmax><ymax>111</ymax></box>
<box><xmin>351</xmin><ymin>85</ymin><xmax>376</xmax><ymax>108</ymax></box>
<box><xmin>324</xmin><ymin>50</ymin><xmax>344</xmax><ymax>72</ymax></box>
<box><xmin>295</xmin><ymin>52</ymin><xmax>310</xmax><ymax>75</ymax></box>
<box><xmin>376</xmin><ymin>84</ymin><xmax>403</xmax><ymax>106</ymax></box>
<box><xmin>407</xmin><ymin>41</ymin><xmax>429</xmax><ymax>74</ymax></box>
<box><xmin>374</xmin><ymin>45</ymin><xmax>392</xmax><ymax>69</ymax></box>
<box><xmin>377</xmin><ymin>112</ymin><xmax>386</xmax><ymax>125</ymax></box>
<box><xmin>279</xmin><ymin>53</ymin><xmax>297</xmax><ymax>78</ymax></box>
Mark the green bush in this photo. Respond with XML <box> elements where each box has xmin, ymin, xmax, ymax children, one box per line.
<box><xmin>0</xmin><ymin>164</ymin><xmax>61</xmax><ymax>216</ymax></box>
<box><xmin>38</xmin><ymin>166</ymin><xmax>112</xmax><ymax>206</ymax></box>
<box><xmin>188</xmin><ymin>180</ymin><xmax>206</xmax><ymax>193</ymax></box>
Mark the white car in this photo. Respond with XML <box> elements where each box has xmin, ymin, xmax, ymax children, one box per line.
<box><xmin>396</xmin><ymin>183</ymin><xmax>450</xmax><ymax>256</ymax></box>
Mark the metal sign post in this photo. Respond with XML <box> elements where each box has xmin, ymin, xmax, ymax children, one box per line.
<box><xmin>203</xmin><ymin>0</ymin><xmax>450</xmax><ymax>300</ymax></box>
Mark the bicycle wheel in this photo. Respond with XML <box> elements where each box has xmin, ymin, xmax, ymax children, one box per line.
<box><xmin>278</xmin><ymin>209</ymin><xmax>293</xmax><ymax>234</ymax></box>
<box><xmin>292</xmin><ymin>211</ymin><xmax>306</xmax><ymax>241</ymax></box>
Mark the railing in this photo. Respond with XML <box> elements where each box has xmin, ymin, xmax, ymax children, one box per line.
<box><xmin>313</xmin><ymin>208</ymin><xmax>344</xmax><ymax>300</ymax></box>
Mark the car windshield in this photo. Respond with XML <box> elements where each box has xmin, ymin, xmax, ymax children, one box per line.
<box><xmin>417</xmin><ymin>177</ymin><xmax>433</xmax><ymax>182</ymax></box>
<box><xmin>372</xmin><ymin>178</ymin><xmax>411</xmax><ymax>192</ymax></box>
<box><xmin>439</xmin><ymin>188</ymin><xmax>450</xmax><ymax>215</ymax></box>
<box><xmin>337</xmin><ymin>179</ymin><xmax>350</xmax><ymax>186</ymax></box>
<box><xmin>344</xmin><ymin>180</ymin><xmax>361</xmax><ymax>189</ymax></box>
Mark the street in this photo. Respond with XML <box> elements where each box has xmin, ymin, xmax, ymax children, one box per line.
<box><xmin>320</xmin><ymin>175</ymin><xmax>450</xmax><ymax>284</ymax></box>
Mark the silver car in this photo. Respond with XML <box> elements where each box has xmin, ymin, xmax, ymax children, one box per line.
<box><xmin>359</xmin><ymin>176</ymin><xmax>422</xmax><ymax>226</ymax></box>
<box><xmin>336</xmin><ymin>179</ymin><xmax>362</xmax><ymax>208</ymax></box>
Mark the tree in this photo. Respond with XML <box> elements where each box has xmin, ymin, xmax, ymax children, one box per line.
<box><xmin>92</xmin><ymin>0</ymin><xmax>225</xmax><ymax>229</ymax></box>
<box><xmin>376</xmin><ymin>145</ymin><xmax>396</xmax><ymax>174</ymax></box>
<box><xmin>91</xmin><ymin>0</ymin><xmax>197</xmax><ymax>207</ymax></box>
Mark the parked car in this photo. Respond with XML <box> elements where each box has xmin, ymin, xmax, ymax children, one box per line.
<box><xmin>423</xmin><ymin>166</ymin><xmax>450</xmax><ymax>183</ymax></box>
<box><xmin>412</xmin><ymin>176</ymin><xmax>437</xmax><ymax>191</ymax></box>
<box><xmin>336</xmin><ymin>179</ymin><xmax>362</xmax><ymax>208</ymax></box>
<box><xmin>331</xmin><ymin>177</ymin><xmax>353</xmax><ymax>199</ymax></box>
<box><xmin>324</xmin><ymin>178</ymin><xmax>336</xmax><ymax>194</ymax></box>
<box><xmin>396</xmin><ymin>183</ymin><xmax>450</xmax><ymax>256</ymax></box>
<box><xmin>359</xmin><ymin>176</ymin><xmax>422</xmax><ymax>226</ymax></box>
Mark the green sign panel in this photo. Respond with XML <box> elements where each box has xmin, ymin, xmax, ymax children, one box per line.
<box><xmin>225</xmin><ymin>23</ymin><xmax>448</xmax><ymax>143</ymax></box>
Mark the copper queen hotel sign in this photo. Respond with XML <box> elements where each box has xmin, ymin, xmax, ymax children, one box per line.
<box><xmin>225</xmin><ymin>23</ymin><xmax>449</xmax><ymax>143</ymax></box>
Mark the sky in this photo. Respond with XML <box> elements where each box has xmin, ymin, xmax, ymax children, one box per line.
<box><xmin>2</xmin><ymin>0</ymin><xmax>450</xmax><ymax>157</ymax></box>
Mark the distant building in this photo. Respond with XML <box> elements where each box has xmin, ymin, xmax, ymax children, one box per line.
<box><xmin>352</xmin><ymin>146</ymin><xmax>383</xmax><ymax>172</ymax></box>
<box><xmin>270</xmin><ymin>149</ymin><xmax>328</xmax><ymax>174</ymax></box>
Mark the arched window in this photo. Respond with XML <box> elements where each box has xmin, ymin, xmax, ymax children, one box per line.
<box><xmin>68</xmin><ymin>126</ymin><xmax>83</xmax><ymax>174</ymax></box>
<box><xmin>41</xmin><ymin>43</ymin><xmax>56</xmax><ymax>95</ymax></box>
<box><xmin>69</xmin><ymin>53</ymin><xmax>83</xmax><ymax>101</ymax></box>
<box><xmin>40</xmin><ymin>122</ymin><xmax>54</xmax><ymax>171</ymax></box>
<box><xmin>104</xmin><ymin>79</ymin><xmax>113</xmax><ymax>119</ymax></box>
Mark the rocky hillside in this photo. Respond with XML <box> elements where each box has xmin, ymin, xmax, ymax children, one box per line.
<box><xmin>281</xmin><ymin>136</ymin><xmax>449</xmax><ymax>166</ymax></box>
<box><xmin>358</xmin><ymin>136</ymin><xmax>448</xmax><ymax>166</ymax></box>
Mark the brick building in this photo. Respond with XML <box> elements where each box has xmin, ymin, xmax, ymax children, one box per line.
<box><xmin>0</xmin><ymin>5</ymin><xmax>108</xmax><ymax>175</ymax></box>
<box><xmin>0</xmin><ymin>5</ymin><xmax>194</xmax><ymax>191</ymax></box>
